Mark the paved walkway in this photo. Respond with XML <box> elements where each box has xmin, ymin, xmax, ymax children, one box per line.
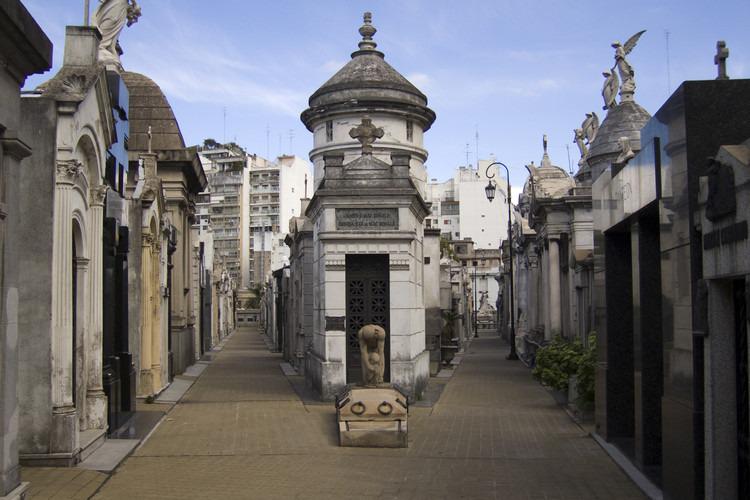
<box><xmin>89</xmin><ymin>327</ymin><xmax>644</xmax><ymax>499</ymax></box>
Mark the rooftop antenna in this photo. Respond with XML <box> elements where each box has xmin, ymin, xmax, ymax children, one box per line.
<box><xmin>566</xmin><ymin>144</ymin><xmax>573</xmax><ymax>174</ymax></box>
<box><xmin>288</xmin><ymin>129</ymin><xmax>294</xmax><ymax>154</ymax></box>
<box><xmin>465</xmin><ymin>143</ymin><xmax>471</xmax><ymax>169</ymax></box>
<box><xmin>665</xmin><ymin>30</ymin><xmax>672</xmax><ymax>96</ymax></box>
<box><xmin>84</xmin><ymin>0</ymin><xmax>90</xmax><ymax>26</ymax></box>
<box><xmin>265</xmin><ymin>124</ymin><xmax>270</xmax><ymax>158</ymax></box>
<box><xmin>475</xmin><ymin>126</ymin><xmax>479</xmax><ymax>168</ymax></box>
<box><xmin>223</xmin><ymin>107</ymin><xmax>227</xmax><ymax>143</ymax></box>
<box><xmin>304</xmin><ymin>173</ymin><xmax>308</xmax><ymax>198</ymax></box>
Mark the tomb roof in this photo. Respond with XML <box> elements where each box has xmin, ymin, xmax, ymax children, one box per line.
<box><xmin>121</xmin><ymin>71</ymin><xmax>186</xmax><ymax>153</ymax></box>
<box><xmin>302</xmin><ymin>12</ymin><xmax>435</xmax><ymax>130</ymax></box>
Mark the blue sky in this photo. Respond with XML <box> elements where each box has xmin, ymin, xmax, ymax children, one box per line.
<box><xmin>23</xmin><ymin>0</ymin><xmax>750</xmax><ymax>189</ymax></box>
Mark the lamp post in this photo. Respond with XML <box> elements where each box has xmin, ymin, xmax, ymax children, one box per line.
<box><xmin>485</xmin><ymin>162</ymin><xmax>518</xmax><ymax>360</ymax></box>
<box><xmin>472</xmin><ymin>260</ymin><xmax>478</xmax><ymax>338</ymax></box>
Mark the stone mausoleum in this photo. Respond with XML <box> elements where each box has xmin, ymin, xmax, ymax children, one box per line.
<box><xmin>299</xmin><ymin>13</ymin><xmax>436</xmax><ymax>400</ymax></box>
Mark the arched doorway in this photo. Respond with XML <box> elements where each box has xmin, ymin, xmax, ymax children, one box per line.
<box><xmin>71</xmin><ymin>219</ymin><xmax>87</xmax><ymax>422</ymax></box>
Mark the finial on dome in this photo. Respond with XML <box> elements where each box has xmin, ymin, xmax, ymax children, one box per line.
<box><xmin>541</xmin><ymin>134</ymin><xmax>552</xmax><ymax>167</ymax></box>
<box><xmin>358</xmin><ymin>12</ymin><xmax>377</xmax><ymax>51</ymax></box>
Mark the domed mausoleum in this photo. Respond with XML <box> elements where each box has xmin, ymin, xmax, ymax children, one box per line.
<box><xmin>299</xmin><ymin>13</ymin><xmax>434</xmax><ymax>401</ymax></box>
<box><xmin>301</xmin><ymin>12</ymin><xmax>435</xmax><ymax>196</ymax></box>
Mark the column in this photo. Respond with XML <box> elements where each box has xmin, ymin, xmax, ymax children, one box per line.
<box><xmin>151</xmin><ymin>237</ymin><xmax>163</xmax><ymax>390</ymax></box>
<box><xmin>138</xmin><ymin>232</ymin><xmax>153</xmax><ymax>396</ymax></box>
<box><xmin>0</xmin><ymin>137</ymin><xmax>31</xmax><ymax>497</ymax></box>
<box><xmin>50</xmin><ymin>161</ymin><xmax>78</xmax><ymax>453</ymax></box>
<box><xmin>548</xmin><ymin>238</ymin><xmax>562</xmax><ymax>337</ymax></box>
<box><xmin>86</xmin><ymin>186</ymin><xmax>107</xmax><ymax>429</ymax></box>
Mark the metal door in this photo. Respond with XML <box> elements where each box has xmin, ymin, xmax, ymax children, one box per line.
<box><xmin>345</xmin><ymin>254</ymin><xmax>389</xmax><ymax>384</ymax></box>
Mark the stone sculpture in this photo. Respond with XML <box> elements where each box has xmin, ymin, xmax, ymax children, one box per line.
<box><xmin>581</xmin><ymin>112</ymin><xmax>599</xmax><ymax>145</ymax></box>
<box><xmin>601</xmin><ymin>70</ymin><xmax>619</xmax><ymax>110</ymax></box>
<box><xmin>611</xmin><ymin>30</ymin><xmax>646</xmax><ymax>100</ymax></box>
<box><xmin>358</xmin><ymin>324</ymin><xmax>386</xmax><ymax>386</ymax></box>
<box><xmin>573</xmin><ymin>128</ymin><xmax>587</xmax><ymax>159</ymax></box>
<box><xmin>93</xmin><ymin>0</ymin><xmax>141</xmax><ymax>68</ymax></box>
<box><xmin>615</xmin><ymin>136</ymin><xmax>635</xmax><ymax>164</ymax></box>
<box><xmin>715</xmin><ymin>40</ymin><xmax>729</xmax><ymax>80</ymax></box>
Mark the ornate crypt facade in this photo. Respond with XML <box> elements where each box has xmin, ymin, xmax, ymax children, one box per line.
<box><xmin>298</xmin><ymin>13</ymin><xmax>436</xmax><ymax>400</ymax></box>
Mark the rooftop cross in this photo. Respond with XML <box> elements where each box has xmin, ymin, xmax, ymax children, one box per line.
<box><xmin>349</xmin><ymin>117</ymin><xmax>384</xmax><ymax>155</ymax></box>
<box><xmin>715</xmin><ymin>40</ymin><xmax>729</xmax><ymax>80</ymax></box>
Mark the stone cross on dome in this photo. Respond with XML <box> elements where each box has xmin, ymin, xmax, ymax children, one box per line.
<box><xmin>349</xmin><ymin>117</ymin><xmax>384</xmax><ymax>155</ymax></box>
<box><xmin>715</xmin><ymin>40</ymin><xmax>729</xmax><ymax>80</ymax></box>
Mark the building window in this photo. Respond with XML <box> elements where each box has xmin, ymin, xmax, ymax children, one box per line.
<box><xmin>326</xmin><ymin>120</ymin><xmax>333</xmax><ymax>142</ymax></box>
<box><xmin>424</xmin><ymin>256</ymin><xmax>431</xmax><ymax>265</ymax></box>
<box><xmin>444</xmin><ymin>219</ymin><xmax>450</xmax><ymax>225</ymax></box>
<box><xmin>406</xmin><ymin>120</ymin><xmax>414</xmax><ymax>142</ymax></box>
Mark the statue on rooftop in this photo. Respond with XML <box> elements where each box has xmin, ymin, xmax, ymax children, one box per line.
<box><xmin>611</xmin><ymin>30</ymin><xmax>646</xmax><ymax>100</ymax></box>
<box><xmin>601</xmin><ymin>70</ymin><xmax>618</xmax><ymax>110</ymax></box>
<box><xmin>573</xmin><ymin>128</ymin><xmax>587</xmax><ymax>159</ymax></box>
<box><xmin>615</xmin><ymin>136</ymin><xmax>635</xmax><ymax>165</ymax></box>
<box><xmin>581</xmin><ymin>112</ymin><xmax>599</xmax><ymax>145</ymax></box>
<box><xmin>93</xmin><ymin>0</ymin><xmax>141</xmax><ymax>68</ymax></box>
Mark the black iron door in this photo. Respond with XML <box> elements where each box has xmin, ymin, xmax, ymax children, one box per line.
<box><xmin>345</xmin><ymin>254</ymin><xmax>389</xmax><ymax>384</ymax></box>
<box><xmin>736</xmin><ymin>278</ymin><xmax>749</xmax><ymax>499</ymax></box>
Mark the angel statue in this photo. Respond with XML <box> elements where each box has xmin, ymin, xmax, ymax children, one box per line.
<box><xmin>611</xmin><ymin>30</ymin><xmax>646</xmax><ymax>100</ymax></box>
<box><xmin>573</xmin><ymin>128</ymin><xmax>587</xmax><ymax>160</ymax></box>
<box><xmin>93</xmin><ymin>0</ymin><xmax>142</xmax><ymax>68</ymax></box>
<box><xmin>581</xmin><ymin>112</ymin><xmax>599</xmax><ymax>145</ymax></box>
<box><xmin>601</xmin><ymin>70</ymin><xmax>619</xmax><ymax>110</ymax></box>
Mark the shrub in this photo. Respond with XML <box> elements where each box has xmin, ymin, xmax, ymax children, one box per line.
<box><xmin>532</xmin><ymin>336</ymin><xmax>583</xmax><ymax>392</ymax></box>
<box><xmin>575</xmin><ymin>332</ymin><xmax>597</xmax><ymax>409</ymax></box>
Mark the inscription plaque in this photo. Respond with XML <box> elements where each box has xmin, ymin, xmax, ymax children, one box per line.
<box><xmin>336</xmin><ymin>208</ymin><xmax>398</xmax><ymax>230</ymax></box>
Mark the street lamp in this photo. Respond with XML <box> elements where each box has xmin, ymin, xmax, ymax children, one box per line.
<box><xmin>485</xmin><ymin>161</ymin><xmax>518</xmax><ymax>360</ymax></box>
<box><xmin>472</xmin><ymin>260</ymin><xmax>478</xmax><ymax>338</ymax></box>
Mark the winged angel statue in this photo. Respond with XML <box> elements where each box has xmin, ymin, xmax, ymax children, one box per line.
<box><xmin>93</xmin><ymin>0</ymin><xmax>142</xmax><ymax>67</ymax></box>
<box><xmin>610</xmin><ymin>30</ymin><xmax>646</xmax><ymax>101</ymax></box>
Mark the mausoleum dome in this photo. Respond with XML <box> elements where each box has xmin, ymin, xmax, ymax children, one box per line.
<box><xmin>525</xmin><ymin>138</ymin><xmax>575</xmax><ymax>200</ymax></box>
<box><xmin>301</xmin><ymin>12</ymin><xmax>435</xmax><ymax>131</ymax></box>
<box><xmin>586</xmin><ymin>100</ymin><xmax>650</xmax><ymax>181</ymax></box>
<box><xmin>122</xmin><ymin>71</ymin><xmax>186</xmax><ymax>157</ymax></box>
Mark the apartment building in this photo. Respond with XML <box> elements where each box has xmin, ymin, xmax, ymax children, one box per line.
<box><xmin>197</xmin><ymin>146</ymin><xmax>250</xmax><ymax>287</ymax></box>
<box><xmin>249</xmin><ymin>154</ymin><xmax>310</xmax><ymax>286</ymax></box>
<box><xmin>425</xmin><ymin>160</ymin><xmax>510</xmax><ymax>249</ymax></box>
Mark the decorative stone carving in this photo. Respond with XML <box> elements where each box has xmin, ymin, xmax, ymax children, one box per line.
<box><xmin>573</xmin><ymin>128</ymin><xmax>587</xmax><ymax>159</ymax></box>
<box><xmin>582</xmin><ymin>112</ymin><xmax>599</xmax><ymax>145</ymax></box>
<box><xmin>358</xmin><ymin>324</ymin><xmax>386</xmax><ymax>386</ymax></box>
<box><xmin>349</xmin><ymin>117</ymin><xmax>384</xmax><ymax>155</ymax></box>
<box><xmin>56</xmin><ymin>159</ymin><xmax>84</xmax><ymax>183</ymax></box>
<box><xmin>93</xmin><ymin>0</ymin><xmax>141</xmax><ymax>68</ymax></box>
<box><xmin>601</xmin><ymin>70</ymin><xmax>619</xmax><ymax>110</ymax></box>
<box><xmin>615</xmin><ymin>136</ymin><xmax>635</xmax><ymax>164</ymax></box>
<box><xmin>61</xmin><ymin>74</ymin><xmax>87</xmax><ymax>97</ymax></box>
<box><xmin>715</xmin><ymin>40</ymin><xmax>729</xmax><ymax>80</ymax></box>
<box><xmin>89</xmin><ymin>185</ymin><xmax>108</xmax><ymax>206</ymax></box>
<box><xmin>611</xmin><ymin>30</ymin><xmax>646</xmax><ymax>100</ymax></box>
<box><xmin>142</xmin><ymin>232</ymin><xmax>154</xmax><ymax>247</ymax></box>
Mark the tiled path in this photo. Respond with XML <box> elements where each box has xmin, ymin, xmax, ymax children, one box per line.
<box><xmin>88</xmin><ymin>327</ymin><xmax>644</xmax><ymax>499</ymax></box>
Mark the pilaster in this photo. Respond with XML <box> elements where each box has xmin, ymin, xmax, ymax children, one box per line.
<box><xmin>548</xmin><ymin>238</ymin><xmax>562</xmax><ymax>337</ymax></box>
<box><xmin>85</xmin><ymin>185</ymin><xmax>107</xmax><ymax>430</ymax></box>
